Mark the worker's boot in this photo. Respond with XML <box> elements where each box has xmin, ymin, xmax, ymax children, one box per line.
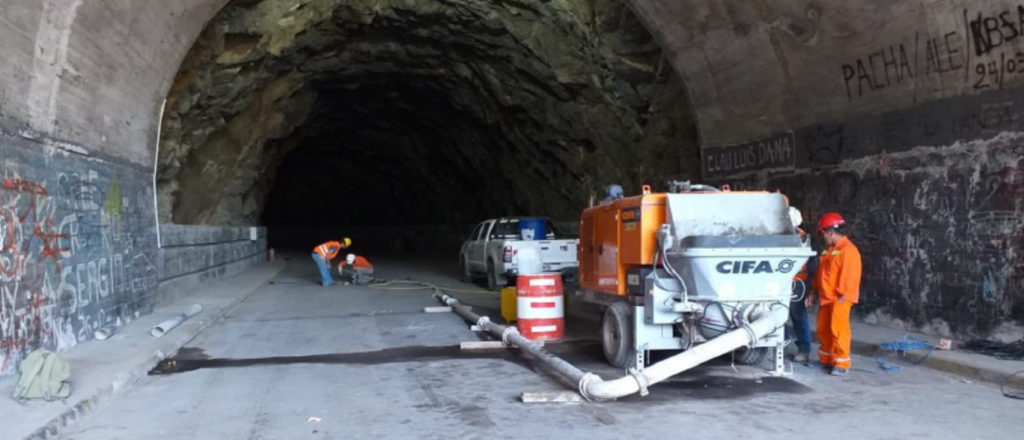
<box><xmin>793</xmin><ymin>352</ymin><xmax>809</xmax><ymax>365</ymax></box>
<box><xmin>830</xmin><ymin>367</ymin><xmax>849</xmax><ymax>376</ymax></box>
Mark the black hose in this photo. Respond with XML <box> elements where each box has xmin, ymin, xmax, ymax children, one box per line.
<box><xmin>961</xmin><ymin>339</ymin><xmax>1024</xmax><ymax>360</ymax></box>
<box><xmin>651</xmin><ymin>231</ymin><xmax>686</xmax><ymax>298</ymax></box>
<box><xmin>651</xmin><ymin>247</ymin><xmax>676</xmax><ymax>293</ymax></box>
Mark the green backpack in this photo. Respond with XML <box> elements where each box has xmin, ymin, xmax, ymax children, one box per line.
<box><xmin>13</xmin><ymin>349</ymin><xmax>72</xmax><ymax>401</ymax></box>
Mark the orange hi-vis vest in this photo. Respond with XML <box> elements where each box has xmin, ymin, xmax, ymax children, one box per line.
<box><xmin>314</xmin><ymin>241</ymin><xmax>343</xmax><ymax>260</ymax></box>
<box><xmin>812</xmin><ymin>236</ymin><xmax>862</xmax><ymax>304</ymax></box>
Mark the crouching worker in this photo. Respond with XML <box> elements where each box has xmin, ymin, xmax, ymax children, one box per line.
<box><xmin>312</xmin><ymin>238</ymin><xmax>351</xmax><ymax>287</ymax></box>
<box><xmin>338</xmin><ymin>254</ymin><xmax>374</xmax><ymax>285</ymax></box>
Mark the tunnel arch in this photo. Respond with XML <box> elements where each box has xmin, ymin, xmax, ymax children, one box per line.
<box><xmin>2</xmin><ymin>1</ymin><xmax>1024</xmax><ymax>376</ymax></box>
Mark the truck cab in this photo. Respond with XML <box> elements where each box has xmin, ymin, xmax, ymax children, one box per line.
<box><xmin>460</xmin><ymin>217</ymin><xmax>578</xmax><ymax>290</ymax></box>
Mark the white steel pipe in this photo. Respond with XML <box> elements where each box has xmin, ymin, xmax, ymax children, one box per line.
<box><xmin>435</xmin><ymin>291</ymin><xmax>786</xmax><ymax>400</ymax></box>
<box><xmin>151</xmin><ymin>304</ymin><xmax>203</xmax><ymax>338</ymax></box>
<box><xmin>582</xmin><ymin>304</ymin><xmax>787</xmax><ymax>400</ymax></box>
<box><xmin>153</xmin><ymin>99</ymin><xmax>166</xmax><ymax>249</ymax></box>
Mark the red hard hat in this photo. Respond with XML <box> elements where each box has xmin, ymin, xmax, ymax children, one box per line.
<box><xmin>817</xmin><ymin>212</ymin><xmax>845</xmax><ymax>233</ymax></box>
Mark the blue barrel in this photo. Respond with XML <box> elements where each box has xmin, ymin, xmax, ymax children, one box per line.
<box><xmin>519</xmin><ymin>218</ymin><xmax>547</xmax><ymax>240</ymax></box>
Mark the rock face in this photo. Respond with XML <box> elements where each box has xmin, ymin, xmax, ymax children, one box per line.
<box><xmin>158</xmin><ymin>0</ymin><xmax>698</xmax><ymax>227</ymax></box>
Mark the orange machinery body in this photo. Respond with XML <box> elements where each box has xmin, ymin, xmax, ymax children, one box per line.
<box><xmin>579</xmin><ymin>194</ymin><xmax>667</xmax><ymax>296</ymax></box>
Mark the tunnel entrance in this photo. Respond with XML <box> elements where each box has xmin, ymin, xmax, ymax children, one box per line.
<box><xmin>156</xmin><ymin>0</ymin><xmax>700</xmax><ymax>251</ymax></box>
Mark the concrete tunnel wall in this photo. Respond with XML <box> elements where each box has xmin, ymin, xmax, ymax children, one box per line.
<box><xmin>0</xmin><ymin>0</ymin><xmax>1023</xmax><ymax>374</ymax></box>
<box><xmin>631</xmin><ymin>0</ymin><xmax>1024</xmax><ymax>338</ymax></box>
<box><xmin>0</xmin><ymin>0</ymin><xmax>254</xmax><ymax>375</ymax></box>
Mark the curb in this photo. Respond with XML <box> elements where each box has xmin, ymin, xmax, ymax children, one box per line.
<box><xmin>848</xmin><ymin>339</ymin><xmax>1024</xmax><ymax>387</ymax></box>
<box><xmin>22</xmin><ymin>262</ymin><xmax>284</xmax><ymax>440</ymax></box>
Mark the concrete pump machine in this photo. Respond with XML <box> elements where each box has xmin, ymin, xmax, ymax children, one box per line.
<box><xmin>578</xmin><ymin>182</ymin><xmax>815</xmax><ymax>374</ymax></box>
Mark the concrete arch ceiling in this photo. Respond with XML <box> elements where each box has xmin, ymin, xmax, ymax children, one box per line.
<box><xmin>0</xmin><ymin>0</ymin><xmax>1009</xmax><ymax>177</ymax></box>
<box><xmin>1</xmin><ymin>0</ymin><xmax>1015</xmax><ymax>164</ymax></box>
<box><xmin>1</xmin><ymin>0</ymin><xmax>1023</xmax><ymax>337</ymax></box>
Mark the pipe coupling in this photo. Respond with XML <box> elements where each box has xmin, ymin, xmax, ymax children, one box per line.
<box><xmin>500</xmin><ymin>327</ymin><xmax>518</xmax><ymax>346</ymax></box>
<box><xmin>740</xmin><ymin>322</ymin><xmax>758</xmax><ymax>347</ymax></box>
<box><xmin>628</xmin><ymin>369</ymin><xmax>651</xmax><ymax>396</ymax></box>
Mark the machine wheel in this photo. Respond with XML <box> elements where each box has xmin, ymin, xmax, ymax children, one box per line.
<box><xmin>486</xmin><ymin>260</ymin><xmax>502</xmax><ymax>291</ymax></box>
<box><xmin>733</xmin><ymin>347</ymin><xmax>771</xmax><ymax>366</ymax></box>
<box><xmin>460</xmin><ymin>257</ymin><xmax>474</xmax><ymax>283</ymax></box>
<box><xmin>601</xmin><ymin>301</ymin><xmax>636</xmax><ymax>369</ymax></box>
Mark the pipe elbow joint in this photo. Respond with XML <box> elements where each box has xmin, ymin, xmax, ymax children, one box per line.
<box><xmin>579</xmin><ymin>374</ymin><xmax>640</xmax><ymax>402</ymax></box>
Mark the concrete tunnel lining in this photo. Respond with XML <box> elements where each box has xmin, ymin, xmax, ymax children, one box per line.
<box><xmin>2</xmin><ymin>0</ymin><xmax>1024</xmax><ymax>376</ymax></box>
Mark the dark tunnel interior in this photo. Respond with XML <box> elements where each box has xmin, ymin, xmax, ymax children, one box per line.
<box><xmin>261</xmin><ymin>83</ymin><xmax>526</xmax><ymax>229</ymax></box>
<box><xmin>157</xmin><ymin>0</ymin><xmax>701</xmax><ymax>251</ymax></box>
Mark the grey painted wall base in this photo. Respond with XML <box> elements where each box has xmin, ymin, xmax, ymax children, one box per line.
<box><xmin>156</xmin><ymin>225</ymin><xmax>268</xmax><ymax>312</ymax></box>
<box><xmin>157</xmin><ymin>252</ymin><xmax>267</xmax><ymax>310</ymax></box>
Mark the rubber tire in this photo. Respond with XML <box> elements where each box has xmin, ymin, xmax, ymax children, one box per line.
<box><xmin>460</xmin><ymin>256</ymin><xmax>473</xmax><ymax>283</ymax></box>
<box><xmin>486</xmin><ymin>260</ymin><xmax>500</xmax><ymax>291</ymax></box>
<box><xmin>601</xmin><ymin>301</ymin><xmax>636</xmax><ymax>369</ymax></box>
<box><xmin>733</xmin><ymin>347</ymin><xmax>771</xmax><ymax>366</ymax></box>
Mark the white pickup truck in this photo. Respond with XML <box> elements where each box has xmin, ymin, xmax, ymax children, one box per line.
<box><xmin>459</xmin><ymin>217</ymin><xmax>578</xmax><ymax>290</ymax></box>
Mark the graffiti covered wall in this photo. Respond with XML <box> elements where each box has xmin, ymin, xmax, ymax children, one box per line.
<box><xmin>696</xmin><ymin>2</ymin><xmax>1024</xmax><ymax>340</ymax></box>
<box><xmin>0</xmin><ymin>132</ymin><xmax>158</xmax><ymax>375</ymax></box>
<box><xmin>704</xmin><ymin>88</ymin><xmax>1024</xmax><ymax>340</ymax></box>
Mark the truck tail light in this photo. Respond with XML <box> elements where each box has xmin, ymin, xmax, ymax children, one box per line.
<box><xmin>503</xmin><ymin>246</ymin><xmax>514</xmax><ymax>262</ymax></box>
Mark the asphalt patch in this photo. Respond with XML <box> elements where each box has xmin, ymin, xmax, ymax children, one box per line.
<box><xmin>150</xmin><ymin>342</ymin><xmax>812</xmax><ymax>402</ymax></box>
<box><xmin>621</xmin><ymin>374</ymin><xmax>813</xmax><ymax>402</ymax></box>
<box><xmin>149</xmin><ymin>344</ymin><xmax>533</xmax><ymax>375</ymax></box>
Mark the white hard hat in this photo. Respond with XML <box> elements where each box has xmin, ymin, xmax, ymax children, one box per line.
<box><xmin>345</xmin><ymin>254</ymin><xmax>356</xmax><ymax>264</ymax></box>
<box><xmin>788</xmin><ymin>207</ymin><xmax>803</xmax><ymax>228</ymax></box>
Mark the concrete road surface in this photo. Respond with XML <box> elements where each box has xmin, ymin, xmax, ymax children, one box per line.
<box><xmin>59</xmin><ymin>256</ymin><xmax>1024</xmax><ymax>440</ymax></box>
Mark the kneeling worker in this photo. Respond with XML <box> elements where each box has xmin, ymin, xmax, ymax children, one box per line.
<box><xmin>312</xmin><ymin>238</ymin><xmax>351</xmax><ymax>286</ymax></box>
<box><xmin>338</xmin><ymin>254</ymin><xmax>374</xmax><ymax>285</ymax></box>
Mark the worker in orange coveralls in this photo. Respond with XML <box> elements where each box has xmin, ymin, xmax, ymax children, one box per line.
<box><xmin>806</xmin><ymin>212</ymin><xmax>862</xmax><ymax>376</ymax></box>
<box><xmin>337</xmin><ymin>254</ymin><xmax>375</xmax><ymax>285</ymax></box>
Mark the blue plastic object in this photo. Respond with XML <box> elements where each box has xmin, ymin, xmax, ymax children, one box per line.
<box><xmin>519</xmin><ymin>218</ymin><xmax>547</xmax><ymax>241</ymax></box>
<box><xmin>875</xmin><ymin>334</ymin><xmax>934</xmax><ymax>372</ymax></box>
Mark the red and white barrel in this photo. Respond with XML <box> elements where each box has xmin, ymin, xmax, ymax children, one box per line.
<box><xmin>516</xmin><ymin>274</ymin><xmax>564</xmax><ymax>341</ymax></box>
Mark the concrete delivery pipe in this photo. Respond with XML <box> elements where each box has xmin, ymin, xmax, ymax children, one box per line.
<box><xmin>435</xmin><ymin>291</ymin><xmax>786</xmax><ymax>400</ymax></box>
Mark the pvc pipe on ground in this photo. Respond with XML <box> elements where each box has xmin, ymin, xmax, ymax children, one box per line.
<box><xmin>94</xmin><ymin>325</ymin><xmax>118</xmax><ymax>341</ymax></box>
<box><xmin>434</xmin><ymin>290</ymin><xmax>786</xmax><ymax>401</ymax></box>
<box><xmin>151</xmin><ymin>304</ymin><xmax>203</xmax><ymax>338</ymax></box>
